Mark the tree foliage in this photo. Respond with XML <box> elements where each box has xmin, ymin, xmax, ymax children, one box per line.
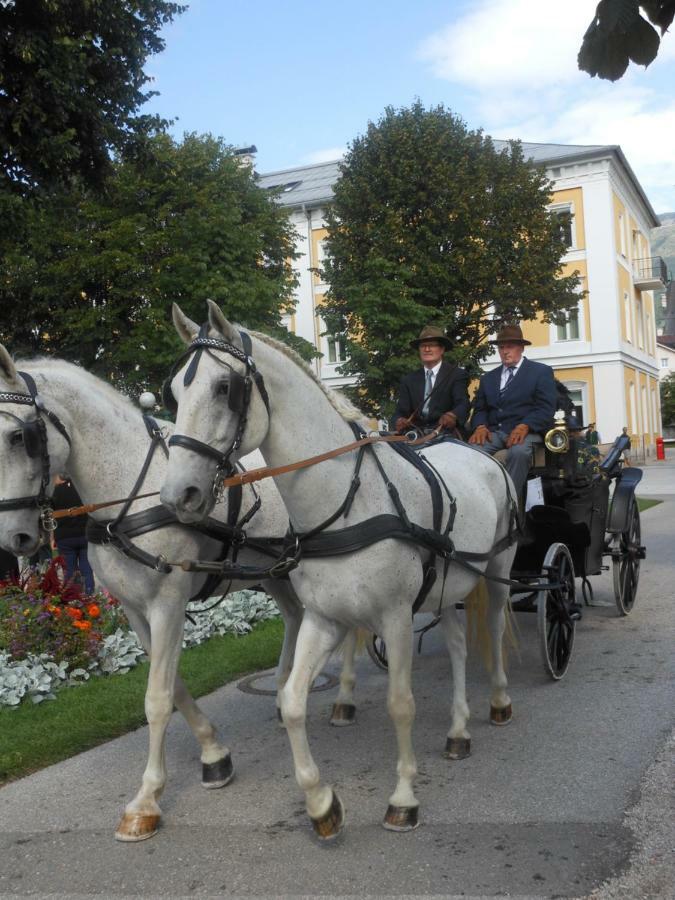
<box><xmin>578</xmin><ymin>0</ymin><xmax>675</xmax><ymax>80</ymax></box>
<box><xmin>660</xmin><ymin>372</ymin><xmax>675</xmax><ymax>426</ymax></box>
<box><xmin>320</xmin><ymin>102</ymin><xmax>580</xmax><ymax>418</ymax></box>
<box><xmin>0</xmin><ymin>0</ymin><xmax>184</xmax><ymax>192</ymax></box>
<box><xmin>0</xmin><ymin>133</ymin><xmax>303</xmax><ymax>394</ymax></box>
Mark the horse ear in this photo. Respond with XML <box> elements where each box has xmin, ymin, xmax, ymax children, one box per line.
<box><xmin>207</xmin><ymin>299</ymin><xmax>242</xmax><ymax>347</ymax></box>
<box><xmin>172</xmin><ymin>303</ymin><xmax>199</xmax><ymax>346</ymax></box>
<box><xmin>0</xmin><ymin>344</ymin><xmax>19</xmax><ymax>386</ymax></box>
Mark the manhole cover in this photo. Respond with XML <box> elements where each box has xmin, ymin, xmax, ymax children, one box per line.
<box><xmin>237</xmin><ymin>669</ymin><xmax>338</xmax><ymax>696</ymax></box>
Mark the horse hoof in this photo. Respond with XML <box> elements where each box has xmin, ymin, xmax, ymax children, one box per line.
<box><xmin>490</xmin><ymin>703</ymin><xmax>512</xmax><ymax>726</ymax></box>
<box><xmin>310</xmin><ymin>791</ymin><xmax>345</xmax><ymax>841</ymax></box>
<box><xmin>114</xmin><ymin>813</ymin><xmax>160</xmax><ymax>842</ymax></box>
<box><xmin>383</xmin><ymin>804</ymin><xmax>419</xmax><ymax>832</ymax></box>
<box><xmin>444</xmin><ymin>736</ymin><xmax>471</xmax><ymax>760</ymax></box>
<box><xmin>201</xmin><ymin>752</ymin><xmax>234</xmax><ymax>789</ymax></box>
<box><xmin>330</xmin><ymin>703</ymin><xmax>356</xmax><ymax>726</ymax></box>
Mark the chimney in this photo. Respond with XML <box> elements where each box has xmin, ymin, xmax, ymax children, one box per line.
<box><xmin>234</xmin><ymin>145</ymin><xmax>257</xmax><ymax>169</ymax></box>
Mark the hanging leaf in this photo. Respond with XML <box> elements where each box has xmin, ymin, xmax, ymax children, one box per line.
<box><xmin>628</xmin><ymin>15</ymin><xmax>661</xmax><ymax>63</ymax></box>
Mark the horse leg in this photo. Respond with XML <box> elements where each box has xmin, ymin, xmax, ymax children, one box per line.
<box><xmin>380</xmin><ymin>612</ymin><xmax>420</xmax><ymax>831</ymax></box>
<box><xmin>280</xmin><ymin>610</ymin><xmax>347</xmax><ymax>839</ymax></box>
<box><xmin>114</xmin><ymin>603</ymin><xmax>185</xmax><ymax>843</ymax></box>
<box><xmin>330</xmin><ymin>627</ymin><xmax>358</xmax><ymax>726</ymax></box>
<box><xmin>264</xmin><ymin>580</ymin><xmax>303</xmax><ymax>724</ymax></box>
<box><xmin>123</xmin><ymin>606</ymin><xmax>232</xmax><ymax>787</ymax></box>
<box><xmin>438</xmin><ymin>604</ymin><xmax>472</xmax><ymax>760</ymax></box>
<box><xmin>485</xmin><ymin>559</ymin><xmax>513</xmax><ymax>726</ymax></box>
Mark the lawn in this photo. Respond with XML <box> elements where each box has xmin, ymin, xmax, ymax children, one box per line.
<box><xmin>637</xmin><ymin>497</ymin><xmax>662</xmax><ymax>512</ymax></box>
<box><xmin>0</xmin><ymin>617</ymin><xmax>284</xmax><ymax>785</ymax></box>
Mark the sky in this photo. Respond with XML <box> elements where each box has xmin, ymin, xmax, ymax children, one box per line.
<box><xmin>145</xmin><ymin>0</ymin><xmax>675</xmax><ymax>215</ymax></box>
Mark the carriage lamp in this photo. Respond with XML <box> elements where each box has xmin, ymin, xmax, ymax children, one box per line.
<box><xmin>544</xmin><ymin>410</ymin><xmax>570</xmax><ymax>454</ymax></box>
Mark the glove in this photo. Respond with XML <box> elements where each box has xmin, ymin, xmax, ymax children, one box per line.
<box><xmin>506</xmin><ymin>423</ymin><xmax>530</xmax><ymax>447</ymax></box>
<box><xmin>469</xmin><ymin>425</ymin><xmax>491</xmax><ymax>445</ymax></box>
<box><xmin>438</xmin><ymin>412</ymin><xmax>457</xmax><ymax>430</ymax></box>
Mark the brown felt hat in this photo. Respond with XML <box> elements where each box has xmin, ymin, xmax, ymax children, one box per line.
<box><xmin>490</xmin><ymin>324</ymin><xmax>531</xmax><ymax>346</ymax></box>
<box><xmin>409</xmin><ymin>325</ymin><xmax>453</xmax><ymax>350</ymax></box>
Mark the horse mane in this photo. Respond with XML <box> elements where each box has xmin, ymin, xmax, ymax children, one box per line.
<box><xmin>249</xmin><ymin>330</ymin><xmax>365</xmax><ymax>423</ymax></box>
<box><xmin>15</xmin><ymin>356</ymin><xmax>139</xmax><ymax>414</ymax></box>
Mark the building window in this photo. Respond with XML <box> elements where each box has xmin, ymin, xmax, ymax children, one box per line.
<box><xmin>320</xmin><ymin>316</ymin><xmax>349</xmax><ymax>366</ymax></box>
<box><xmin>661</xmin><ymin>358</ymin><xmax>669</xmax><ymax>367</ymax></box>
<box><xmin>619</xmin><ymin>213</ymin><xmax>626</xmax><ymax>257</ymax></box>
<box><xmin>624</xmin><ymin>292</ymin><xmax>632</xmax><ymax>342</ymax></box>
<box><xmin>636</xmin><ymin>297</ymin><xmax>644</xmax><ymax>349</ymax></box>
<box><xmin>561</xmin><ymin>380</ymin><xmax>588</xmax><ymax>426</ymax></box>
<box><xmin>556</xmin><ymin>308</ymin><xmax>580</xmax><ymax>341</ymax></box>
<box><xmin>550</xmin><ymin>204</ymin><xmax>575</xmax><ymax>249</ymax></box>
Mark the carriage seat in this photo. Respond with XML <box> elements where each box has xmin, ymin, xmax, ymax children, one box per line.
<box><xmin>493</xmin><ymin>445</ymin><xmax>546</xmax><ymax>469</ymax></box>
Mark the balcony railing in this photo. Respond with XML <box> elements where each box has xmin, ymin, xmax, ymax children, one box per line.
<box><xmin>633</xmin><ymin>256</ymin><xmax>668</xmax><ymax>291</ymax></box>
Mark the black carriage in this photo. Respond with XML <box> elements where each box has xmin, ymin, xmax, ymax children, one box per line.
<box><xmin>368</xmin><ymin>426</ymin><xmax>646</xmax><ymax>680</ymax></box>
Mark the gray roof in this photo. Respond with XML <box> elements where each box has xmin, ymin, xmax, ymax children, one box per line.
<box><xmin>257</xmin><ymin>142</ymin><xmax>658</xmax><ymax>225</ymax></box>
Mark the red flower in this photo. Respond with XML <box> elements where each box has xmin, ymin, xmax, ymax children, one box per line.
<box><xmin>86</xmin><ymin>604</ymin><xmax>101</xmax><ymax>618</ymax></box>
<box><xmin>73</xmin><ymin>619</ymin><xmax>91</xmax><ymax>631</ymax></box>
<box><xmin>65</xmin><ymin>606</ymin><xmax>83</xmax><ymax>620</ymax></box>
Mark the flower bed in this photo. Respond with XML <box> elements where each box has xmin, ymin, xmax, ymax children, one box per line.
<box><xmin>0</xmin><ymin>559</ymin><xmax>279</xmax><ymax>708</ymax></box>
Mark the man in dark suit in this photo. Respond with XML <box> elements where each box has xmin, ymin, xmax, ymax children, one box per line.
<box><xmin>392</xmin><ymin>325</ymin><xmax>470</xmax><ymax>434</ymax></box>
<box><xmin>469</xmin><ymin>324</ymin><xmax>556</xmax><ymax>496</ymax></box>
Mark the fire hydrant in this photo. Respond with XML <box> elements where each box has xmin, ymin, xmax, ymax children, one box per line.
<box><xmin>656</xmin><ymin>436</ymin><xmax>665</xmax><ymax>461</ymax></box>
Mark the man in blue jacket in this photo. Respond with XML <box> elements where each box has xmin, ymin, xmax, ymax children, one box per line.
<box><xmin>469</xmin><ymin>324</ymin><xmax>556</xmax><ymax>497</ymax></box>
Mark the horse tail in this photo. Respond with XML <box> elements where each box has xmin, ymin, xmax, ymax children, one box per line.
<box><xmin>464</xmin><ymin>577</ymin><xmax>519</xmax><ymax>671</ymax></box>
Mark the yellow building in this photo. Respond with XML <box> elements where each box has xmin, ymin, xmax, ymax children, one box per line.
<box><xmin>258</xmin><ymin>143</ymin><xmax>666</xmax><ymax>452</ymax></box>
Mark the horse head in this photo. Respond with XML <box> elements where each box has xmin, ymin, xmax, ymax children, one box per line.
<box><xmin>0</xmin><ymin>345</ymin><xmax>71</xmax><ymax>556</ymax></box>
<box><xmin>160</xmin><ymin>300</ymin><xmax>271</xmax><ymax>523</ymax></box>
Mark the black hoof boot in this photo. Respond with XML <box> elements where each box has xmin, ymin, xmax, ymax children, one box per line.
<box><xmin>444</xmin><ymin>736</ymin><xmax>471</xmax><ymax>760</ymax></box>
<box><xmin>201</xmin><ymin>753</ymin><xmax>234</xmax><ymax>789</ymax></box>
<box><xmin>383</xmin><ymin>804</ymin><xmax>420</xmax><ymax>832</ymax></box>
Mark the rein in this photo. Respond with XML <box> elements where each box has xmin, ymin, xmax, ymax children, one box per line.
<box><xmin>46</xmin><ymin>428</ymin><xmax>445</xmax><ymax>519</ymax></box>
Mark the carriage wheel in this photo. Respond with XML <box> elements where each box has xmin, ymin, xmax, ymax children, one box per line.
<box><xmin>366</xmin><ymin>633</ymin><xmax>388</xmax><ymax>670</ymax></box>
<box><xmin>537</xmin><ymin>542</ymin><xmax>576</xmax><ymax>681</ymax></box>
<box><xmin>612</xmin><ymin>499</ymin><xmax>642</xmax><ymax>617</ymax></box>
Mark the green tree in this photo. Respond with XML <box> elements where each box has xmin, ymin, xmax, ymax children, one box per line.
<box><xmin>320</xmin><ymin>102</ymin><xmax>580</xmax><ymax>418</ymax></box>
<box><xmin>0</xmin><ymin>133</ymin><xmax>303</xmax><ymax>394</ymax></box>
<box><xmin>0</xmin><ymin>0</ymin><xmax>184</xmax><ymax>192</ymax></box>
<box><xmin>578</xmin><ymin>0</ymin><xmax>675</xmax><ymax>81</ymax></box>
<box><xmin>660</xmin><ymin>372</ymin><xmax>675</xmax><ymax>426</ymax></box>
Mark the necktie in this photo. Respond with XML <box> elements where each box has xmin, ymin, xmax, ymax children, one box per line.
<box><xmin>422</xmin><ymin>369</ymin><xmax>433</xmax><ymax>416</ymax></box>
<box><xmin>499</xmin><ymin>366</ymin><xmax>516</xmax><ymax>397</ymax></box>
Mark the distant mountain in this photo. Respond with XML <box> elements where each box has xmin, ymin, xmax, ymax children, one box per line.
<box><xmin>658</xmin><ymin>212</ymin><xmax>675</xmax><ymax>226</ymax></box>
<box><xmin>651</xmin><ymin>220</ymin><xmax>675</xmax><ymax>332</ymax></box>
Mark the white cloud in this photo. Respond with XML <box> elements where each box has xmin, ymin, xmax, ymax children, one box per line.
<box><xmin>417</xmin><ymin>1</ymin><xmax>675</xmax><ymax>211</ymax></box>
<box><xmin>417</xmin><ymin>0</ymin><xmax>591</xmax><ymax>89</ymax></box>
<box><xmin>301</xmin><ymin>146</ymin><xmax>346</xmax><ymax>165</ymax></box>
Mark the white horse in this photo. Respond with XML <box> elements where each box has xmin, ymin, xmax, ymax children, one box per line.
<box><xmin>160</xmin><ymin>301</ymin><xmax>518</xmax><ymax>839</ymax></box>
<box><xmin>0</xmin><ymin>345</ymin><xmax>359</xmax><ymax>842</ymax></box>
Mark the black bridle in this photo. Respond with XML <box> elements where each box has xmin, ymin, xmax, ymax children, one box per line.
<box><xmin>163</xmin><ymin>325</ymin><xmax>269</xmax><ymax>499</ymax></box>
<box><xmin>0</xmin><ymin>371</ymin><xmax>72</xmax><ymax>530</ymax></box>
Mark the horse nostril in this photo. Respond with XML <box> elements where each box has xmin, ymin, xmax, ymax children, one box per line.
<box><xmin>12</xmin><ymin>533</ymin><xmax>35</xmax><ymax>555</ymax></box>
<box><xmin>181</xmin><ymin>486</ymin><xmax>204</xmax><ymax>513</ymax></box>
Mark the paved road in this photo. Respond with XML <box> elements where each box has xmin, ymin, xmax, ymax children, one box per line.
<box><xmin>0</xmin><ymin>472</ymin><xmax>673</xmax><ymax>899</ymax></box>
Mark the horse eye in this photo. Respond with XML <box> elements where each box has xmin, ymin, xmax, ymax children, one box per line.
<box><xmin>9</xmin><ymin>430</ymin><xmax>24</xmax><ymax>448</ymax></box>
<box><xmin>216</xmin><ymin>380</ymin><xmax>229</xmax><ymax>397</ymax></box>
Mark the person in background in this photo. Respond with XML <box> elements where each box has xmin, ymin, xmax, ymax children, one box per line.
<box><xmin>52</xmin><ymin>474</ymin><xmax>95</xmax><ymax>594</ymax></box>
<box><xmin>0</xmin><ymin>547</ymin><xmax>18</xmax><ymax>581</ymax></box>
<box><xmin>585</xmin><ymin>422</ymin><xmax>600</xmax><ymax>445</ymax></box>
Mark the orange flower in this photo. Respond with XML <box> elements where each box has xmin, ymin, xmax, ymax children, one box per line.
<box><xmin>86</xmin><ymin>604</ymin><xmax>101</xmax><ymax>618</ymax></box>
<box><xmin>73</xmin><ymin>619</ymin><xmax>92</xmax><ymax>631</ymax></box>
<box><xmin>48</xmin><ymin>604</ymin><xmax>62</xmax><ymax>617</ymax></box>
<box><xmin>66</xmin><ymin>607</ymin><xmax>83</xmax><ymax>620</ymax></box>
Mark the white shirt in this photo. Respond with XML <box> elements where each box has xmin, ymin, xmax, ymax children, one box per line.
<box><xmin>499</xmin><ymin>357</ymin><xmax>525</xmax><ymax>391</ymax></box>
<box><xmin>423</xmin><ymin>360</ymin><xmax>443</xmax><ymax>391</ymax></box>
